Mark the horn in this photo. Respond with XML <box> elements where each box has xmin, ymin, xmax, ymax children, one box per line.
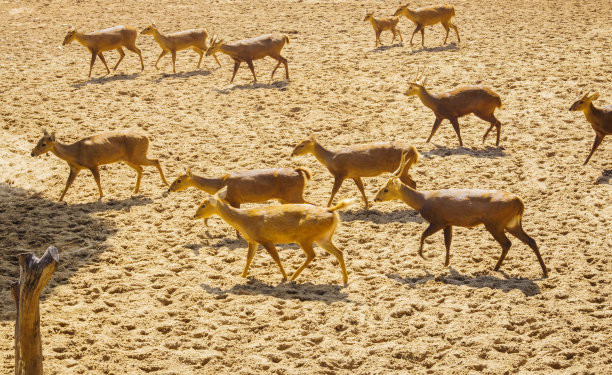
<box><xmin>392</xmin><ymin>152</ymin><xmax>408</xmax><ymax>177</ymax></box>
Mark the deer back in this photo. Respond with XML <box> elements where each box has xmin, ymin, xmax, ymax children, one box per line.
<box><xmin>330</xmin><ymin>142</ymin><xmax>415</xmax><ymax>178</ymax></box>
<box><xmin>224</xmin><ymin>168</ymin><xmax>305</xmax><ymax>203</ymax></box>
<box><xmin>435</xmin><ymin>86</ymin><xmax>501</xmax><ymax>117</ymax></box>
<box><xmin>74</xmin><ymin>131</ymin><xmax>148</xmax><ymax>167</ymax></box>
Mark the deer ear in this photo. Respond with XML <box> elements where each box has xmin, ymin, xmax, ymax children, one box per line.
<box><xmin>43</xmin><ymin>129</ymin><xmax>49</xmax><ymax>136</ymax></box>
<box><xmin>185</xmin><ymin>167</ymin><xmax>192</xmax><ymax>177</ymax></box>
<box><xmin>590</xmin><ymin>92</ymin><xmax>600</xmax><ymax>101</ymax></box>
<box><xmin>49</xmin><ymin>132</ymin><xmax>56</xmax><ymax>141</ymax></box>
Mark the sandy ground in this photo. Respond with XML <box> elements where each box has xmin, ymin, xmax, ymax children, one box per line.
<box><xmin>1</xmin><ymin>0</ymin><xmax>611</xmax><ymax>373</ymax></box>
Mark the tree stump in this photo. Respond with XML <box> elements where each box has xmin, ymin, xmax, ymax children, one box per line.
<box><xmin>10</xmin><ymin>246</ymin><xmax>59</xmax><ymax>375</ymax></box>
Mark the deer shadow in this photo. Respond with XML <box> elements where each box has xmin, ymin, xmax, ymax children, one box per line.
<box><xmin>0</xmin><ymin>183</ymin><xmax>119</xmax><ymax>320</ymax></box>
<box><xmin>340</xmin><ymin>208</ymin><xmax>424</xmax><ymax>224</ymax></box>
<box><xmin>152</xmin><ymin>69</ymin><xmax>212</xmax><ymax>82</ymax></box>
<box><xmin>387</xmin><ymin>267</ymin><xmax>542</xmax><ymax>296</ymax></box>
<box><xmin>70</xmin><ymin>72</ymin><xmax>140</xmax><ymax>88</ymax></box>
<box><xmin>368</xmin><ymin>43</ymin><xmax>403</xmax><ymax>53</ymax></box>
<box><xmin>595</xmin><ymin>169</ymin><xmax>611</xmax><ymax>185</ymax></box>
<box><xmin>200</xmin><ymin>278</ymin><xmax>351</xmax><ymax>304</ymax></box>
<box><xmin>208</xmin><ymin>236</ymin><xmax>302</xmax><ymax>251</ymax></box>
<box><xmin>68</xmin><ymin>195</ymin><xmax>153</xmax><ymax>213</ymax></box>
<box><xmin>409</xmin><ymin>42</ymin><xmax>460</xmax><ymax>54</ymax></box>
<box><xmin>213</xmin><ymin>80</ymin><xmax>289</xmax><ymax>94</ymax></box>
<box><xmin>422</xmin><ymin>144</ymin><xmax>508</xmax><ymax>159</ymax></box>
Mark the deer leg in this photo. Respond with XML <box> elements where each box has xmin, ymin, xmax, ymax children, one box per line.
<box><xmin>391</xmin><ymin>29</ymin><xmax>396</xmax><ymax>44</ymax></box>
<box><xmin>426</xmin><ymin>117</ymin><xmax>444</xmax><ymax>143</ymax></box>
<box><xmin>281</xmin><ymin>56</ymin><xmax>289</xmax><ymax>80</ymax></box>
<box><xmin>479</xmin><ymin>113</ymin><xmax>502</xmax><ymax>146</ymax></box>
<box><xmin>228</xmin><ymin>201</ymin><xmax>242</xmax><ymax>238</ymax></box>
<box><xmin>59</xmin><ymin>167</ymin><xmax>80</xmax><ymax>202</ymax></box>
<box><xmin>171</xmin><ymin>50</ymin><xmax>177</xmax><ymax>73</ymax></box>
<box><xmin>113</xmin><ymin>48</ymin><xmax>125</xmax><ymax>70</ymax></box>
<box><xmin>485</xmin><ymin>223</ymin><xmax>512</xmax><ymax>273</ymax></box>
<box><xmin>89</xmin><ymin>166</ymin><xmax>103</xmax><ymax>199</ymax></box>
<box><xmin>507</xmin><ymin>225</ymin><xmax>548</xmax><ymax>277</ymax></box>
<box><xmin>442</xmin><ymin>23</ymin><xmax>450</xmax><ymax>44</ymax></box>
<box><xmin>450</xmin><ymin>23</ymin><xmax>460</xmax><ymax>42</ymax></box>
<box><xmin>316</xmin><ymin>238</ymin><xmax>348</xmax><ymax>284</ymax></box>
<box><xmin>270</xmin><ymin>56</ymin><xmax>282</xmax><ymax>80</ymax></box>
<box><xmin>125</xmin><ymin>162</ymin><xmax>144</xmax><ymax>194</ymax></box>
<box><xmin>418</xmin><ymin>223</ymin><xmax>445</xmax><ymax>259</ymax></box>
<box><xmin>584</xmin><ymin>133</ymin><xmax>604</xmax><ymax>165</ymax></box>
<box><xmin>420</xmin><ymin>28</ymin><xmax>425</xmax><ymax>47</ymax></box>
<box><xmin>230</xmin><ymin>60</ymin><xmax>241</xmax><ymax>82</ymax></box>
<box><xmin>193</xmin><ymin>47</ymin><xmax>204</xmax><ymax>68</ymax></box>
<box><xmin>246</xmin><ymin>60</ymin><xmax>257</xmax><ymax>83</ymax></box>
<box><xmin>97</xmin><ymin>53</ymin><xmax>110</xmax><ymax>74</ymax></box>
<box><xmin>134</xmin><ymin>157</ymin><xmax>168</xmax><ymax>186</ymax></box>
<box><xmin>449</xmin><ymin>118</ymin><xmax>463</xmax><ymax>146</ymax></box>
<box><xmin>443</xmin><ymin>226</ymin><xmax>453</xmax><ymax>266</ymax></box>
<box><xmin>290</xmin><ymin>242</ymin><xmax>316</xmax><ymax>281</ymax></box>
<box><xmin>241</xmin><ymin>242</ymin><xmax>258</xmax><ymax>278</ymax></box>
<box><xmin>410</xmin><ymin>25</ymin><xmax>421</xmax><ymax>46</ymax></box>
<box><xmin>352</xmin><ymin>177</ymin><xmax>369</xmax><ymax>209</ymax></box>
<box><xmin>88</xmin><ymin>50</ymin><xmax>97</xmax><ymax>78</ymax></box>
<box><xmin>327</xmin><ymin>175</ymin><xmax>346</xmax><ymax>207</ymax></box>
<box><xmin>397</xmin><ymin>28</ymin><xmax>403</xmax><ymax>43</ymax></box>
<box><xmin>125</xmin><ymin>44</ymin><xmax>144</xmax><ymax>71</ymax></box>
<box><xmin>154</xmin><ymin>50</ymin><xmax>168</xmax><ymax>70</ymax></box>
<box><xmin>261</xmin><ymin>242</ymin><xmax>288</xmax><ymax>280</ymax></box>
<box><xmin>375</xmin><ymin>30</ymin><xmax>381</xmax><ymax>47</ymax></box>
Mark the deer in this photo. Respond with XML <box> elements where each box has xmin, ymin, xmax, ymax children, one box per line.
<box><xmin>406</xmin><ymin>68</ymin><xmax>503</xmax><ymax>147</ymax></box>
<box><xmin>62</xmin><ymin>25</ymin><xmax>144</xmax><ymax>78</ymax></box>
<box><xmin>168</xmin><ymin>167</ymin><xmax>312</xmax><ymax>207</ymax></box>
<box><xmin>569</xmin><ymin>92</ymin><xmax>612</xmax><ymax>165</ymax></box>
<box><xmin>205</xmin><ymin>34</ymin><xmax>290</xmax><ymax>83</ymax></box>
<box><xmin>140</xmin><ymin>24</ymin><xmax>221</xmax><ymax>73</ymax></box>
<box><xmin>374</xmin><ymin>153</ymin><xmax>548</xmax><ymax>277</ymax></box>
<box><xmin>291</xmin><ymin>135</ymin><xmax>419</xmax><ymax>209</ymax></box>
<box><xmin>393</xmin><ymin>3</ymin><xmax>460</xmax><ymax>47</ymax></box>
<box><xmin>31</xmin><ymin>129</ymin><xmax>168</xmax><ymax>202</ymax></box>
<box><xmin>194</xmin><ymin>193</ymin><xmax>354</xmax><ymax>283</ymax></box>
<box><xmin>363</xmin><ymin>10</ymin><xmax>403</xmax><ymax>47</ymax></box>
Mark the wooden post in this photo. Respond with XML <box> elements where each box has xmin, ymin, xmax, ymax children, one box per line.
<box><xmin>11</xmin><ymin>246</ymin><xmax>59</xmax><ymax>375</ymax></box>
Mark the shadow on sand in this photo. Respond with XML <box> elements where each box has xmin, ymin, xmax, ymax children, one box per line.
<box><xmin>409</xmin><ymin>42</ymin><xmax>460</xmax><ymax>54</ymax></box>
<box><xmin>153</xmin><ymin>69</ymin><xmax>212</xmax><ymax>82</ymax></box>
<box><xmin>422</xmin><ymin>144</ymin><xmax>508</xmax><ymax>159</ymax></box>
<box><xmin>387</xmin><ymin>267</ymin><xmax>541</xmax><ymax>296</ymax></box>
<box><xmin>70</xmin><ymin>72</ymin><xmax>140</xmax><ymax>88</ymax></box>
<box><xmin>368</xmin><ymin>43</ymin><xmax>403</xmax><ymax>53</ymax></box>
<box><xmin>0</xmin><ymin>183</ymin><xmax>120</xmax><ymax>320</ymax></box>
<box><xmin>213</xmin><ymin>80</ymin><xmax>289</xmax><ymax>94</ymax></box>
<box><xmin>340</xmin><ymin>208</ymin><xmax>424</xmax><ymax>224</ymax></box>
<box><xmin>200</xmin><ymin>278</ymin><xmax>351</xmax><ymax>303</ymax></box>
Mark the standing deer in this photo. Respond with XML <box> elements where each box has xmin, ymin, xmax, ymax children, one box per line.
<box><xmin>140</xmin><ymin>24</ymin><xmax>221</xmax><ymax>73</ymax></box>
<box><xmin>374</xmin><ymin>153</ymin><xmax>548</xmax><ymax>277</ymax></box>
<box><xmin>194</xmin><ymin>194</ymin><xmax>354</xmax><ymax>283</ymax></box>
<box><xmin>31</xmin><ymin>130</ymin><xmax>168</xmax><ymax>201</ymax></box>
<box><xmin>406</xmin><ymin>68</ymin><xmax>503</xmax><ymax>146</ymax></box>
<box><xmin>394</xmin><ymin>3</ymin><xmax>460</xmax><ymax>47</ymax></box>
<box><xmin>62</xmin><ymin>25</ymin><xmax>144</xmax><ymax>78</ymax></box>
<box><xmin>291</xmin><ymin>135</ymin><xmax>419</xmax><ymax>208</ymax></box>
<box><xmin>569</xmin><ymin>92</ymin><xmax>611</xmax><ymax>164</ymax></box>
<box><xmin>205</xmin><ymin>34</ymin><xmax>290</xmax><ymax>83</ymax></box>
<box><xmin>363</xmin><ymin>10</ymin><xmax>403</xmax><ymax>47</ymax></box>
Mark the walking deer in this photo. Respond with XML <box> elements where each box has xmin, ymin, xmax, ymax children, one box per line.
<box><xmin>406</xmin><ymin>68</ymin><xmax>503</xmax><ymax>146</ymax></box>
<box><xmin>394</xmin><ymin>3</ymin><xmax>459</xmax><ymax>47</ymax></box>
<box><xmin>194</xmin><ymin>194</ymin><xmax>354</xmax><ymax>283</ymax></box>
<box><xmin>374</xmin><ymin>153</ymin><xmax>548</xmax><ymax>277</ymax></box>
<box><xmin>291</xmin><ymin>135</ymin><xmax>419</xmax><ymax>208</ymax></box>
<box><xmin>569</xmin><ymin>92</ymin><xmax>611</xmax><ymax>164</ymax></box>
<box><xmin>140</xmin><ymin>24</ymin><xmax>221</xmax><ymax>73</ymax></box>
<box><xmin>363</xmin><ymin>10</ymin><xmax>403</xmax><ymax>47</ymax></box>
<box><xmin>31</xmin><ymin>130</ymin><xmax>168</xmax><ymax>201</ymax></box>
<box><xmin>205</xmin><ymin>34</ymin><xmax>290</xmax><ymax>83</ymax></box>
<box><xmin>62</xmin><ymin>25</ymin><xmax>144</xmax><ymax>77</ymax></box>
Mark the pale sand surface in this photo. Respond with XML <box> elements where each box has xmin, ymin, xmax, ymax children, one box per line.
<box><xmin>0</xmin><ymin>0</ymin><xmax>611</xmax><ymax>374</ymax></box>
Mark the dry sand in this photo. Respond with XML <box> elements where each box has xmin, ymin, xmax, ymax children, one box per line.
<box><xmin>1</xmin><ymin>0</ymin><xmax>611</xmax><ymax>373</ymax></box>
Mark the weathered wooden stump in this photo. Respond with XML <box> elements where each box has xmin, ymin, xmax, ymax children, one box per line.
<box><xmin>10</xmin><ymin>246</ymin><xmax>59</xmax><ymax>375</ymax></box>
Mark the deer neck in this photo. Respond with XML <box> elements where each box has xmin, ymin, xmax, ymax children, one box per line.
<box><xmin>311</xmin><ymin>142</ymin><xmax>335</xmax><ymax>169</ymax></box>
<box><xmin>213</xmin><ymin>200</ymin><xmax>249</xmax><ymax>232</ymax></box>
<box><xmin>398</xmin><ymin>184</ymin><xmax>425</xmax><ymax>211</ymax></box>
<box><xmin>585</xmin><ymin>102</ymin><xmax>602</xmax><ymax>124</ymax></box>
<box><xmin>150</xmin><ymin>29</ymin><xmax>168</xmax><ymax>47</ymax></box>
<box><xmin>416</xmin><ymin>87</ymin><xmax>440</xmax><ymax>112</ymax></box>
<box><xmin>190</xmin><ymin>174</ymin><xmax>227</xmax><ymax>194</ymax></box>
<box><xmin>218</xmin><ymin>43</ymin><xmax>240</xmax><ymax>58</ymax></box>
<box><xmin>403</xmin><ymin>8</ymin><xmax>417</xmax><ymax>21</ymax></box>
<box><xmin>74</xmin><ymin>32</ymin><xmax>93</xmax><ymax>48</ymax></box>
<box><xmin>51</xmin><ymin>141</ymin><xmax>80</xmax><ymax>166</ymax></box>
<box><xmin>368</xmin><ymin>17</ymin><xmax>378</xmax><ymax>28</ymax></box>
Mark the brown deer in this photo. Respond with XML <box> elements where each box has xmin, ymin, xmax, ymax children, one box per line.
<box><xmin>31</xmin><ymin>130</ymin><xmax>168</xmax><ymax>201</ymax></box>
<box><xmin>62</xmin><ymin>25</ymin><xmax>144</xmax><ymax>77</ymax></box>
<box><xmin>194</xmin><ymin>194</ymin><xmax>354</xmax><ymax>283</ymax></box>
<box><xmin>140</xmin><ymin>24</ymin><xmax>221</xmax><ymax>73</ymax></box>
<box><xmin>291</xmin><ymin>135</ymin><xmax>419</xmax><ymax>208</ymax></box>
<box><xmin>569</xmin><ymin>92</ymin><xmax>611</xmax><ymax>164</ymax></box>
<box><xmin>394</xmin><ymin>3</ymin><xmax>460</xmax><ymax>47</ymax></box>
<box><xmin>205</xmin><ymin>34</ymin><xmax>290</xmax><ymax>83</ymax></box>
<box><xmin>168</xmin><ymin>167</ymin><xmax>312</xmax><ymax>208</ymax></box>
<box><xmin>406</xmin><ymin>68</ymin><xmax>503</xmax><ymax>146</ymax></box>
<box><xmin>374</xmin><ymin>153</ymin><xmax>548</xmax><ymax>277</ymax></box>
<box><xmin>363</xmin><ymin>10</ymin><xmax>403</xmax><ymax>47</ymax></box>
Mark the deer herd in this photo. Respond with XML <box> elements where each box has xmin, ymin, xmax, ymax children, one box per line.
<box><xmin>28</xmin><ymin>3</ymin><xmax>609</xmax><ymax>285</ymax></box>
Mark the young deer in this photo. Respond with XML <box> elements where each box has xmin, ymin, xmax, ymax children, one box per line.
<box><xmin>374</xmin><ymin>153</ymin><xmax>548</xmax><ymax>277</ymax></box>
<box><xmin>394</xmin><ymin>3</ymin><xmax>460</xmax><ymax>47</ymax></box>
<box><xmin>31</xmin><ymin>130</ymin><xmax>168</xmax><ymax>201</ymax></box>
<box><xmin>62</xmin><ymin>25</ymin><xmax>144</xmax><ymax>78</ymax></box>
<box><xmin>291</xmin><ymin>135</ymin><xmax>419</xmax><ymax>208</ymax></box>
<box><xmin>168</xmin><ymin>167</ymin><xmax>312</xmax><ymax>207</ymax></box>
<box><xmin>569</xmin><ymin>92</ymin><xmax>611</xmax><ymax>164</ymax></box>
<box><xmin>194</xmin><ymin>194</ymin><xmax>354</xmax><ymax>283</ymax></box>
<box><xmin>205</xmin><ymin>34</ymin><xmax>290</xmax><ymax>83</ymax></box>
<box><xmin>406</xmin><ymin>68</ymin><xmax>503</xmax><ymax>146</ymax></box>
<box><xmin>140</xmin><ymin>24</ymin><xmax>221</xmax><ymax>73</ymax></box>
<box><xmin>363</xmin><ymin>10</ymin><xmax>403</xmax><ymax>47</ymax></box>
